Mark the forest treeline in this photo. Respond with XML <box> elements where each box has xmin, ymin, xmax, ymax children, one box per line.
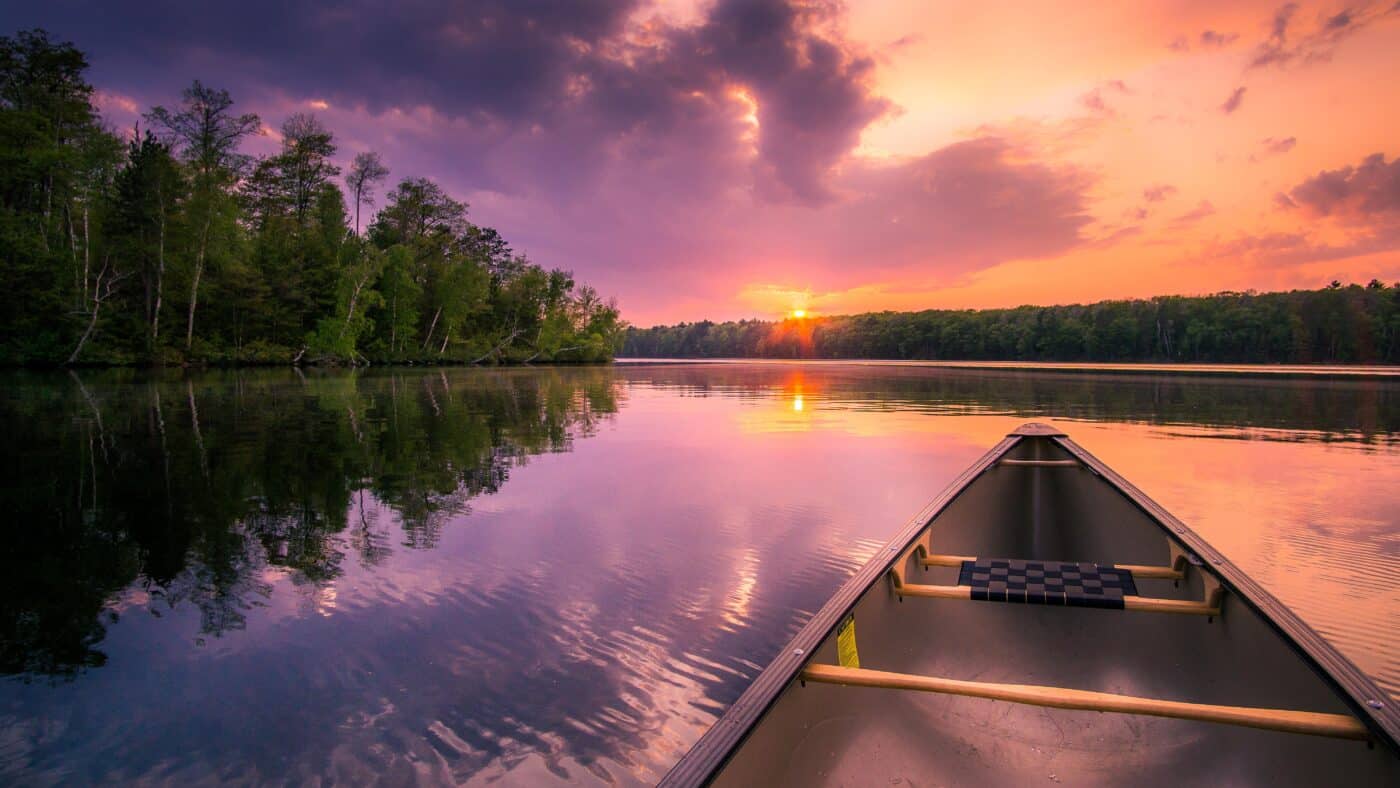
<box><xmin>0</xmin><ymin>30</ymin><xmax>624</xmax><ymax>366</ymax></box>
<box><xmin>624</xmin><ymin>283</ymin><xmax>1400</xmax><ymax>364</ymax></box>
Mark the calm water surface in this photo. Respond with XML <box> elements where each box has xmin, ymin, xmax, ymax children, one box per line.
<box><xmin>1</xmin><ymin>363</ymin><xmax>1397</xmax><ymax>784</ymax></box>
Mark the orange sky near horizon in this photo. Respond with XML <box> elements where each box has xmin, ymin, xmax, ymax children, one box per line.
<box><xmin>718</xmin><ymin>0</ymin><xmax>1400</xmax><ymax>322</ymax></box>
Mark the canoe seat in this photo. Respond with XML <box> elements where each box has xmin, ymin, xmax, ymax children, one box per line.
<box><xmin>898</xmin><ymin>548</ymin><xmax>1221</xmax><ymax>615</ymax></box>
<box><xmin>958</xmin><ymin>559</ymin><xmax>1137</xmax><ymax>609</ymax></box>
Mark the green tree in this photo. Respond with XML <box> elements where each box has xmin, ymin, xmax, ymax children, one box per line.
<box><xmin>109</xmin><ymin>129</ymin><xmax>186</xmax><ymax>354</ymax></box>
<box><xmin>344</xmin><ymin>150</ymin><xmax>388</xmax><ymax>237</ymax></box>
<box><xmin>0</xmin><ymin>30</ymin><xmax>111</xmax><ymax>361</ymax></box>
<box><xmin>145</xmin><ymin>81</ymin><xmax>261</xmax><ymax>353</ymax></box>
<box><xmin>2</xmin><ymin>30</ymin><xmax>622</xmax><ymax>366</ymax></box>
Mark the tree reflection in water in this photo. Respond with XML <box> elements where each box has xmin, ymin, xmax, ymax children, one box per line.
<box><xmin>0</xmin><ymin>368</ymin><xmax>621</xmax><ymax>678</ymax></box>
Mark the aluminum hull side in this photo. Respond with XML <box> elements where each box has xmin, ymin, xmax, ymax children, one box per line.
<box><xmin>661</xmin><ymin>425</ymin><xmax>1399</xmax><ymax>787</ymax></box>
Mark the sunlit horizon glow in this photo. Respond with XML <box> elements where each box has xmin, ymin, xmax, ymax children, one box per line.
<box><xmin>18</xmin><ymin>0</ymin><xmax>1400</xmax><ymax>325</ymax></box>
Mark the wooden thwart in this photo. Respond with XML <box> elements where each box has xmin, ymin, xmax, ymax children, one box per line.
<box><xmin>998</xmin><ymin>459</ymin><xmax>1081</xmax><ymax>467</ymax></box>
<box><xmin>919</xmin><ymin>553</ymin><xmax>977</xmax><ymax>568</ymax></box>
<box><xmin>1115</xmin><ymin>562</ymin><xmax>1186</xmax><ymax>580</ymax></box>
<box><xmin>800</xmin><ymin>664</ymin><xmax>1369</xmax><ymax>740</ymax></box>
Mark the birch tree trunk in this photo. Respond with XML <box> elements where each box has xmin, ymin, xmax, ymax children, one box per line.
<box><xmin>470</xmin><ymin>324</ymin><xmax>521</xmax><ymax>364</ymax></box>
<box><xmin>154</xmin><ymin>189</ymin><xmax>166</xmax><ymax>346</ymax></box>
<box><xmin>337</xmin><ymin>267</ymin><xmax>373</xmax><ymax>342</ymax></box>
<box><xmin>187</xmin><ymin>210</ymin><xmax>210</xmax><ymax>352</ymax></box>
<box><xmin>68</xmin><ymin>258</ymin><xmax>123</xmax><ymax>364</ymax></box>
<box><xmin>66</xmin><ymin>205</ymin><xmax>79</xmax><ymax>309</ymax></box>
<box><xmin>421</xmin><ymin>307</ymin><xmax>442</xmax><ymax>350</ymax></box>
<box><xmin>353</xmin><ymin>186</ymin><xmax>362</xmax><ymax>236</ymax></box>
<box><xmin>82</xmin><ymin>204</ymin><xmax>90</xmax><ymax>307</ymax></box>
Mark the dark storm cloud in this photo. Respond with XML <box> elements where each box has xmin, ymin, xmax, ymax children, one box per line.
<box><xmin>6</xmin><ymin>0</ymin><xmax>638</xmax><ymax>120</ymax></box>
<box><xmin>1</xmin><ymin>0</ymin><xmax>1102</xmax><ymax>322</ymax></box>
<box><xmin>4</xmin><ymin>0</ymin><xmax>889</xmax><ymax>203</ymax></box>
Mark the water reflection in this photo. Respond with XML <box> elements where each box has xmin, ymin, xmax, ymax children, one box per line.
<box><xmin>630</xmin><ymin>363</ymin><xmax>1398</xmax><ymax>445</ymax></box>
<box><xmin>0</xmin><ymin>363</ymin><xmax>1395</xmax><ymax>784</ymax></box>
<box><xmin>0</xmin><ymin>368</ymin><xmax>622</xmax><ymax>679</ymax></box>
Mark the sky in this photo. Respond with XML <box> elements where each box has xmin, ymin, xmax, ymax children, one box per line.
<box><xmin>6</xmin><ymin>0</ymin><xmax>1400</xmax><ymax>325</ymax></box>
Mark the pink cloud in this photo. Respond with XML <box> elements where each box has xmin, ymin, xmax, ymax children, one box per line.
<box><xmin>1199</xmin><ymin>29</ymin><xmax>1241</xmax><ymax>47</ymax></box>
<box><xmin>1078</xmin><ymin>80</ymin><xmax>1130</xmax><ymax>116</ymax></box>
<box><xmin>1220</xmin><ymin>86</ymin><xmax>1247</xmax><ymax>114</ymax></box>
<box><xmin>1249</xmin><ymin>1</ymin><xmax>1400</xmax><ymax>69</ymax></box>
<box><xmin>1143</xmin><ymin>183</ymin><xmax>1178</xmax><ymax>202</ymax></box>
<box><xmin>507</xmin><ymin>135</ymin><xmax>1097</xmax><ymax>323</ymax></box>
<box><xmin>1171</xmin><ymin>200</ymin><xmax>1217</xmax><ymax>227</ymax></box>
<box><xmin>1280</xmin><ymin>152</ymin><xmax>1400</xmax><ymax>221</ymax></box>
<box><xmin>1252</xmin><ymin>136</ymin><xmax>1297</xmax><ymax>161</ymax></box>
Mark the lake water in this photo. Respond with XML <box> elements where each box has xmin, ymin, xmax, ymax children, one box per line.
<box><xmin>1</xmin><ymin>363</ymin><xmax>1396</xmax><ymax>784</ymax></box>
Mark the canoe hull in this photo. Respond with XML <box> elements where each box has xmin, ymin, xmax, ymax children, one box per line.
<box><xmin>662</xmin><ymin>424</ymin><xmax>1399</xmax><ymax>786</ymax></box>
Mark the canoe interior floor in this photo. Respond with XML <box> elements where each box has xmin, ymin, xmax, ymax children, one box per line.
<box><xmin>708</xmin><ymin>434</ymin><xmax>1398</xmax><ymax>786</ymax></box>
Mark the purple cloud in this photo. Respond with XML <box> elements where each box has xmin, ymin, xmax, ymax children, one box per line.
<box><xmin>1169</xmin><ymin>28</ymin><xmax>1241</xmax><ymax>51</ymax></box>
<box><xmin>2</xmin><ymin>0</ymin><xmax>1100</xmax><ymax>322</ymax></box>
<box><xmin>1143</xmin><ymin>183</ymin><xmax>1178</xmax><ymax>202</ymax></box>
<box><xmin>1220</xmin><ymin>86</ymin><xmax>1247</xmax><ymax>114</ymax></box>
<box><xmin>1228</xmin><ymin>152</ymin><xmax>1400</xmax><ymax>276</ymax></box>
<box><xmin>1250</xmin><ymin>1</ymin><xmax>1399</xmax><ymax>69</ymax></box>
<box><xmin>3</xmin><ymin>0</ymin><xmax>890</xmax><ymax>204</ymax></box>
<box><xmin>1253</xmin><ymin>136</ymin><xmax>1297</xmax><ymax>161</ymax></box>
<box><xmin>1199</xmin><ymin>29</ymin><xmax>1240</xmax><ymax>47</ymax></box>
<box><xmin>819</xmin><ymin>138</ymin><xmax>1094</xmax><ymax>274</ymax></box>
<box><xmin>1204</xmin><ymin>227</ymin><xmax>1400</xmax><ymax>272</ymax></box>
<box><xmin>1279</xmin><ymin>153</ymin><xmax>1400</xmax><ymax>221</ymax></box>
<box><xmin>522</xmin><ymin>135</ymin><xmax>1097</xmax><ymax>318</ymax></box>
<box><xmin>1171</xmin><ymin>200</ymin><xmax>1216</xmax><ymax>227</ymax></box>
<box><xmin>1079</xmin><ymin>80</ymin><xmax>1130</xmax><ymax>116</ymax></box>
<box><xmin>1252</xmin><ymin>2</ymin><xmax>1302</xmax><ymax>68</ymax></box>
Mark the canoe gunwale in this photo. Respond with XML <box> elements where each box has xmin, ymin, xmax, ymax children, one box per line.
<box><xmin>657</xmin><ymin>434</ymin><xmax>1019</xmax><ymax>787</ymax></box>
<box><xmin>1056</xmin><ymin>433</ymin><xmax>1400</xmax><ymax>750</ymax></box>
<box><xmin>658</xmin><ymin>424</ymin><xmax>1399</xmax><ymax>787</ymax></box>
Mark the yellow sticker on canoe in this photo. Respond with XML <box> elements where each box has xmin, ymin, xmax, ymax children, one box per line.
<box><xmin>837</xmin><ymin>615</ymin><xmax>859</xmax><ymax>668</ymax></box>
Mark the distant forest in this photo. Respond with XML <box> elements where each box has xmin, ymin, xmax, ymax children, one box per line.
<box><xmin>625</xmin><ymin>283</ymin><xmax>1400</xmax><ymax>364</ymax></box>
<box><xmin>1</xmin><ymin>30</ymin><xmax>624</xmax><ymax>366</ymax></box>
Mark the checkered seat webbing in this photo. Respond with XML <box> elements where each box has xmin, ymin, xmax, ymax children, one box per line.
<box><xmin>957</xmin><ymin>558</ymin><xmax>1139</xmax><ymax>609</ymax></box>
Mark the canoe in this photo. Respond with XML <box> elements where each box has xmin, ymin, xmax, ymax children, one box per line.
<box><xmin>662</xmin><ymin>423</ymin><xmax>1400</xmax><ymax>786</ymax></box>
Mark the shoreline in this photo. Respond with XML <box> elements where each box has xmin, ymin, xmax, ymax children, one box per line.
<box><xmin>613</xmin><ymin>358</ymin><xmax>1400</xmax><ymax>379</ymax></box>
<box><xmin>2</xmin><ymin>359</ymin><xmax>617</xmax><ymax>371</ymax></box>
